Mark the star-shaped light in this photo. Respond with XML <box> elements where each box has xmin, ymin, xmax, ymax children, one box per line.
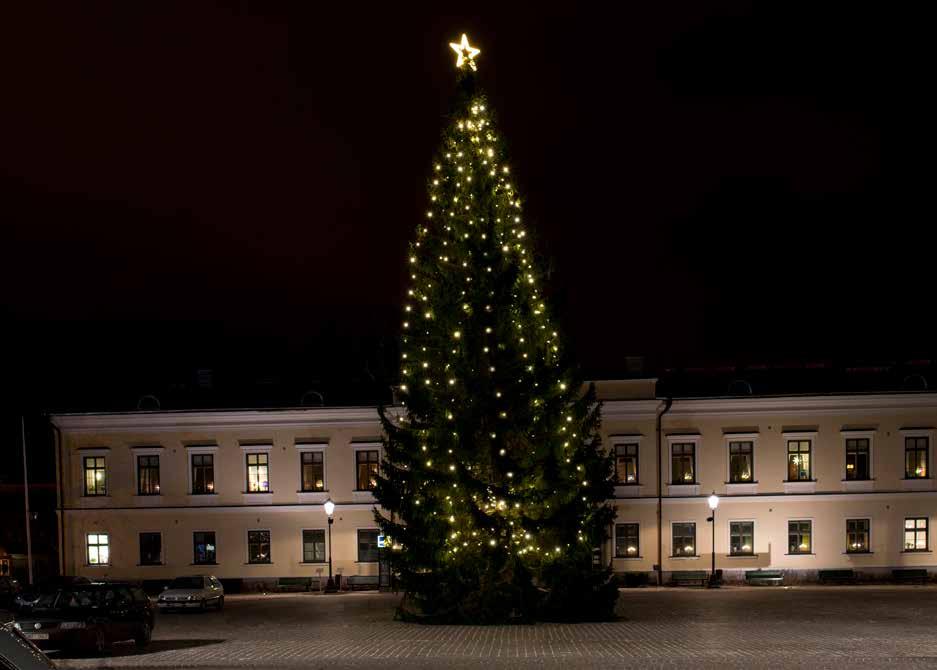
<box><xmin>449</xmin><ymin>33</ymin><xmax>480</xmax><ymax>71</ymax></box>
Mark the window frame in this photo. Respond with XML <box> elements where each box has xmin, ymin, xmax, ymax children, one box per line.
<box><xmin>670</xmin><ymin>443</ymin><xmax>697</xmax><ymax>485</ymax></box>
<box><xmin>354</xmin><ymin>449</ymin><xmax>381</xmax><ymax>491</ymax></box>
<box><xmin>840</xmin><ymin>430</ymin><xmax>875</xmax><ymax>483</ymax></box>
<box><xmin>728</xmin><ymin>520</ymin><xmax>755</xmax><ymax>556</ymax></box>
<box><xmin>86</xmin><ymin>532</ymin><xmax>110</xmax><ymax>566</ymax></box>
<box><xmin>136</xmin><ymin>454</ymin><xmax>161</xmax><ymax>496</ymax></box>
<box><xmin>727</xmin><ymin>440</ymin><xmax>755</xmax><ymax>484</ymax></box>
<box><xmin>614</xmin><ymin>522</ymin><xmax>640</xmax><ymax>558</ymax></box>
<box><xmin>845</xmin><ymin>518</ymin><xmax>871</xmax><ymax>554</ymax></box>
<box><xmin>83</xmin><ymin>455</ymin><xmax>108</xmax><ymax>497</ymax></box>
<box><xmin>247</xmin><ymin>529</ymin><xmax>272</xmax><ymax>564</ymax></box>
<box><xmin>357</xmin><ymin>528</ymin><xmax>380</xmax><ymax>563</ymax></box>
<box><xmin>844</xmin><ymin>437</ymin><xmax>871</xmax><ymax>481</ymax></box>
<box><xmin>905</xmin><ymin>435</ymin><xmax>930</xmax><ymax>479</ymax></box>
<box><xmin>670</xmin><ymin>521</ymin><xmax>697</xmax><ymax>558</ymax></box>
<box><xmin>610</xmin><ymin>435</ymin><xmax>642</xmax><ymax>485</ymax></box>
<box><xmin>193</xmin><ymin>530</ymin><xmax>217</xmax><ymax>565</ymax></box>
<box><xmin>187</xmin><ymin>445</ymin><xmax>218</xmax><ymax>495</ymax></box>
<box><xmin>139</xmin><ymin>531</ymin><xmax>162</xmax><ymax>566</ymax></box>
<box><xmin>300</xmin><ymin>450</ymin><xmax>326</xmax><ymax>492</ymax></box>
<box><xmin>904</xmin><ymin>517</ymin><xmax>929</xmax><ymax>552</ymax></box>
<box><xmin>787</xmin><ymin>519</ymin><xmax>813</xmax><ymax>555</ymax></box>
<box><xmin>786</xmin><ymin>439</ymin><xmax>813</xmax><ymax>482</ymax></box>
<box><xmin>245</xmin><ymin>452</ymin><xmax>271</xmax><ymax>493</ymax></box>
<box><xmin>301</xmin><ymin>528</ymin><xmax>327</xmax><ymax>564</ymax></box>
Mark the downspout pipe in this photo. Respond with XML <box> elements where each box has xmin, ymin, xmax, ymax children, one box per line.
<box><xmin>656</xmin><ymin>397</ymin><xmax>672</xmax><ymax>587</ymax></box>
<box><xmin>50</xmin><ymin>419</ymin><xmax>65</xmax><ymax>577</ymax></box>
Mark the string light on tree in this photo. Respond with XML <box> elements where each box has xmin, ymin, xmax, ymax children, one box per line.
<box><xmin>374</xmin><ymin>33</ymin><xmax>618</xmax><ymax>625</ymax></box>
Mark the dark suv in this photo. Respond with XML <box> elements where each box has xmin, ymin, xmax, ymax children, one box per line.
<box><xmin>13</xmin><ymin>582</ymin><xmax>155</xmax><ymax>654</ymax></box>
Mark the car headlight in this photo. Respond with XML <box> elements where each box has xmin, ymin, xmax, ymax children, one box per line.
<box><xmin>186</xmin><ymin>595</ymin><xmax>194</xmax><ymax>601</ymax></box>
<box><xmin>60</xmin><ymin>622</ymin><xmax>86</xmax><ymax>630</ymax></box>
<box><xmin>13</xmin><ymin>622</ymin><xmax>21</xmax><ymax>630</ymax></box>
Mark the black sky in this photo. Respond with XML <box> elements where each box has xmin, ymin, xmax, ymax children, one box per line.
<box><xmin>2</xmin><ymin>2</ymin><xmax>935</xmax><ymax>413</ymax></box>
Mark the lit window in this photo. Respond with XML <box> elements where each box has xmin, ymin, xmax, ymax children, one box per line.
<box><xmin>302</xmin><ymin>529</ymin><xmax>326</xmax><ymax>563</ymax></box>
<box><xmin>905</xmin><ymin>518</ymin><xmax>928</xmax><ymax>551</ymax></box>
<box><xmin>788</xmin><ymin>520</ymin><xmax>812</xmax><ymax>554</ymax></box>
<box><xmin>846</xmin><ymin>518</ymin><xmax>870</xmax><ymax>553</ymax></box>
<box><xmin>671</xmin><ymin>522</ymin><xmax>696</xmax><ymax>557</ymax></box>
<box><xmin>87</xmin><ymin>533</ymin><xmax>109</xmax><ymax>565</ymax></box>
<box><xmin>671</xmin><ymin>444</ymin><xmax>695</xmax><ymax>484</ymax></box>
<box><xmin>845</xmin><ymin>438</ymin><xmax>870</xmax><ymax>480</ymax></box>
<box><xmin>905</xmin><ymin>437</ymin><xmax>929</xmax><ymax>479</ymax></box>
<box><xmin>246</xmin><ymin>453</ymin><xmax>270</xmax><ymax>493</ymax></box>
<box><xmin>248</xmin><ymin>530</ymin><xmax>271</xmax><ymax>563</ymax></box>
<box><xmin>787</xmin><ymin>441</ymin><xmax>812</xmax><ymax>481</ymax></box>
<box><xmin>356</xmin><ymin>450</ymin><xmax>380</xmax><ymax>490</ymax></box>
<box><xmin>83</xmin><ymin>457</ymin><xmax>107</xmax><ymax>496</ymax></box>
<box><xmin>615</xmin><ymin>523</ymin><xmax>639</xmax><ymax>558</ymax></box>
<box><xmin>728</xmin><ymin>441</ymin><xmax>754</xmax><ymax>483</ymax></box>
<box><xmin>193</xmin><ymin>531</ymin><xmax>216</xmax><ymax>564</ymax></box>
<box><xmin>191</xmin><ymin>454</ymin><xmax>215</xmax><ymax>494</ymax></box>
<box><xmin>615</xmin><ymin>444</ymin><xmax>639</xmax><ymax>484</ymax></box>
<box><xmin>301</xmin><ymin>451</ymin><xmax>325</xmax><ymax>492</ymax></box>
<box><xmin>730</xmin><ymin>521</ymin><xmax>754</xmax><ymax>555</ymax></box>
<box><xmin>358</xmin><ymin>529</ymin><xmax>380</xmax><ymax>562</ymax></box>
<box><xmin>137</xmin><ymin>455</ymin><xmax>160</xmax><ymax>495</ymax></box>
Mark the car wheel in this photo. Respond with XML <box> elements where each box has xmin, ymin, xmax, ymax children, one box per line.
<box><xmin>217</xmin><ymin>595</ymin><xmax>224</xmax><ymax>610</ymax></box>
<box><xmin>135</xmin><ymin>621</ymin><xmax>152</xmax><ymax>648</ymax></box>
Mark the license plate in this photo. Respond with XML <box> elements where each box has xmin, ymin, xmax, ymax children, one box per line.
<box><xmin>24</xmin><ymin>633</ymin><xmax>49</xmax><ymax>640</ymax></box>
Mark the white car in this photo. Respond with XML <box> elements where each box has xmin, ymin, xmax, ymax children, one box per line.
<box><xmin>157</xmin><ymin>576</ymin><xmax>224</xmax><ymax>611</ymax></box>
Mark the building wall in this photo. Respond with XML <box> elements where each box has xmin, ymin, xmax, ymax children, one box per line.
<box><xmin>603</xmin><ymin>393</ymin><xmax>937</xmax><ymax>580</ymax></box>
<box><xmin>53</xmin><ymin>388</ymin><xmax>937</xmax><ymax>584</ymax></box>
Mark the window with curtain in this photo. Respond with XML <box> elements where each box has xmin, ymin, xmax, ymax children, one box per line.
<box><xmin>671</xmin><ymin>443</ymin><xmax>695</xmax><ymax>484</ymax></box>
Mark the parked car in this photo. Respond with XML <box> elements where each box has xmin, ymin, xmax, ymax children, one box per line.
<box><xmin>13</xmin><ymin>582</ymin><xmax>155</xmax><ymax>654</ymax></box>
<box><xmin>0</xmin><ymin>577</ymin><xmax>22</xmax><ymax>610</ymax></box>
<box><xmin>157</xmin><ymin>575</ymin><xmax>224</xmax><ymax>611</ymax></box>
<box><xmin>0</xmin><ymin>623</ymin><xmax>57</xmax><ymax>670</ymax></box>
<box><xmin>12</xmin><ymin>577</ymin><xmax>91</xmax><ymax>611</ymax></box>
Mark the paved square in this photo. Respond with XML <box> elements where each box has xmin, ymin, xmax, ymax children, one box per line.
<box><xmin>47</xmin><ymin>586</ymin><xmax>937</xmax><ymax>669</ymax></box>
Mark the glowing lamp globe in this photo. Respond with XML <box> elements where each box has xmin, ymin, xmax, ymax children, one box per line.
<box><xmin>324</xmin><ymin>499</ymin><xmax>335</xmax><ymax>517</ymax></box>
<box><xmin>707</xmin><ymin>492</ymin><xmax>720</xmax><ymax>510</ymax></box>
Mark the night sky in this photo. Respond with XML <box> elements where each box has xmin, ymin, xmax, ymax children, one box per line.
<box><xmin>2</xmin><ymin>2</ymin><xmax>935</xmax><ymax>415</ymax></box>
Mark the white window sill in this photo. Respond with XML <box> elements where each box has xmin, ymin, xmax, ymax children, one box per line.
<box><xmin>901</xmin><ymin>478</ymin><xmax>936</xmax><ymax>491</ymax></box>
<box><xmin>726</xmin><ymin>554</ymin><xmax>758</xmax><ymax>558</ymax></box>
<box><xmin>670</xmin><ymin>555</ymin><xmax>700</xmax><ymax>560</ymax></box>
<box><xmin>724</xmin><ymin>482</ymin><xmax>758</xmax><ymax>495</ymax></box>
<box><xmin>841</xmin><ymin>479</ymin><xmax>875</xmax><ymax>492</ymax></box>
<box><xmin>783</xmin><ymin>480</ymin><xmax>817</xmax><ymax>494</ymax></box>
<box><xmin>614</xmin><ymin>556</ymin><xmax>644</xmax><ymax>560</ymax></box>
<box><xmin>242</xmin><ymin>493</ymin><xmax>274</xmax><ymax>504</ymax></box>
<box><xmin>297</xmin><ymin>491</ymin><xmax>329</xmax><ymax>504</ymax></box>
<box><xmin>352</xmin><ymin>490</ymin><xmax>377</xmax><ymax>503</ymax></box>
<box><xmin>666</xmin><ymin>484</ymin><xmax>700</xmax><ymax>497</ymax></box>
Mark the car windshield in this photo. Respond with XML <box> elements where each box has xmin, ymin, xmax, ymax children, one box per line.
<box><xmin>34</xmin><ymin>588</ymin><xmax>105</xmax><ymax>609</ymax></box>
<box><xmin>169</xmin><ymin>577</ymin><xmax>204</xmax><ymax>589</ymax></box>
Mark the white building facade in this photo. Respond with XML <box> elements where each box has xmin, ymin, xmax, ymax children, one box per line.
<box><xmin>51</xmin><ymin>380</ymin><xmax>937</xmax><ymax>587</ymax></box>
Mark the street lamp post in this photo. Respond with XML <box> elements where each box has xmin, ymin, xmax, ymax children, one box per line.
<box><xmin>707</xmin><ymin>491</ymin><xmax>720</xmax><ymax>587</ymax></box>
<box><xmin>324</xmin><ymin>499</ymin><xmax>336</xmax><ymax>593</ymax></box>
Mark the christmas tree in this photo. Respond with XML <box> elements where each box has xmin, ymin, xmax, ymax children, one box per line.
<box><xmin>376</xmin><ymin>34</ymin><xmax>618</xmax><ymax>624</ymax></box>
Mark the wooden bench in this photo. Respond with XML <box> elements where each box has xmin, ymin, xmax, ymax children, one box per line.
<box><xmin>745</xmin><ymin>569</ymin><xmax>783</xmax><ymax>586</ymax></box>
<box><xmin>818</xmin><ymin>569</ymin><xmax>856</xmax><ymax>584</ymax></box>
<box><xmin>671</xmin><ymin>570</ymin><xmax>709</xmax><ymax>587</ymax></box>
<box><xmin>345</xmin><ymin>575</ymin><xmax>380</xmax><ymax>591</ymax></box>
<box><xmin>277</xmin><ymin>577</ymin><xmax>313</xmax><ymax>592</ymax></box>
<box><xmin>893</xmin><ymin>568</ymin><xmax>928</xmax><ymax>584</ymax></box>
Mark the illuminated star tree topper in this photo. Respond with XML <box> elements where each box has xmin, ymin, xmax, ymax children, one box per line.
<box><xmin>449</xmin><ymin>33</ymin><xmax>481</xmax><ymax>71</ymax></box>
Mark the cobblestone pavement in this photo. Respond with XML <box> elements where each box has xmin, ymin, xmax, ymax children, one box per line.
<box><xmin>48</xmin><ymin>586</ymin><xmax>937</xmax><ymax>669</ymax></box>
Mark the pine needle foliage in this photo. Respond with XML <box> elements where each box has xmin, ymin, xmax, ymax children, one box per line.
<box><xmin>376</xmin><ymin>65</ymin><xmax>617</xmax><ymax>624</ymax></box>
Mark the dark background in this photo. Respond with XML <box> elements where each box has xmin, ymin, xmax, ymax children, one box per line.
<box><xmin>0</xmin><ymin>1</ymin><xmax>934</xmax><ymax>532</ymax></box>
